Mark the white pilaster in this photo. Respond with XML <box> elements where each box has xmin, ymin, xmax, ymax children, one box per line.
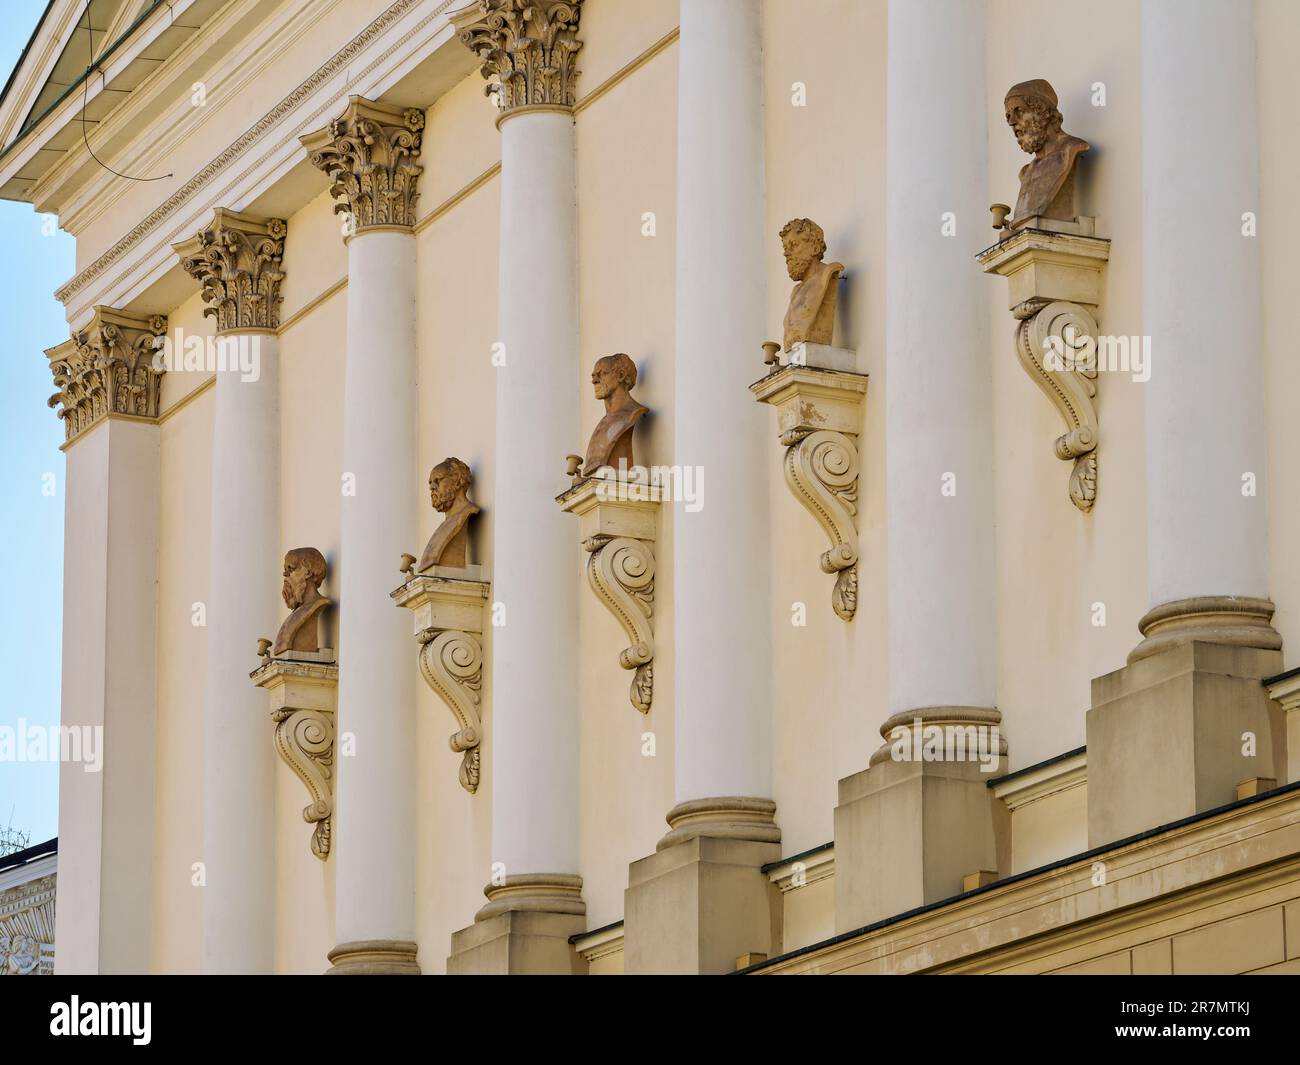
<box><xmin>884</xmin><ymin>0</ymin><xmax>995</xmax><ymax>717</ymax></box>
<box><xmin>1141</xmin><ymin>0</ymin><xmax>1268</xmax><ymax>609</ymax></box>
<box><xmin>333</xmin><ymin>228</ymin><xmax>420</xmax><ymax>956</ymax></box>
<box><xmin>671</xmin><ymin>0</ymin><xmax>773</xmax><ymax>821</ymax></box>
<box><xmin>53</xmin><ymin>417</ymin><xmax>159</xmax><ymax>973</ymax></box>
<box><xmin>489</xmin><ymin>108</ymin><xmax>581</xmax><ymax>880</ymax></box>
<box><xmin>201</xmin><ymin>330</ymin><xmax>280</xmax><ymax>973</ymax></box>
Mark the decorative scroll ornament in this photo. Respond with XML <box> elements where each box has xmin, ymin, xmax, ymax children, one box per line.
<box><xmin>271</xmin><ymin>702</ymin><xmax>336</xmax><ymax>860</ymax></box>
<box><xmin>393</xmin><ymin>573</ymin><xmax>491</xmax><ymax>794</ymax></box>
<box><xmin>417</xmin><ymin>630</ymin><xmax>485</xmax><ymax>792</ymax></box>
<box><xmin>781</xmin><ymin>427</ymin><xmax>860</xmax><ymax>621</ymax></box>
<box><xmin>46</xmin><ymin>308</ymin><xmax>167</xmax><ymax>444</ymax></box>
<box><xmin>451</xmin><ymin>0</ymin><xmax>584</xmax><ymax>113</ymax></box>
<box><xmin>751</xmin><ymin>355</ymin><xmax>868</xmax><ymax>621</ymax></box>
<box><xmin>252</xmin><ymin>657</ymin><xmax>338</xmax><ymax>860</ymax></box>
<box><xmin>978</xmin><ymin>224</ymin><xmax>1110</xmax><ymax>512</ymax></box>
<box><xmin>174</xmin><ymin>209</ymin><xmax>286</xmax><ymax>333</ymax></box>
<box><xmin>1016</xmin><ymin>299</ymin><xmax>1099</xmax><ymax>511</ymax></box>
<box><xmin>583</xmin><ymin>533</ymin><xmax>655</xmax><ymax>712</ymax></box>
<box><xmin>300</xmin><ymin>97</ymin><xmax>425</xmax><ymax>231</ymax></box>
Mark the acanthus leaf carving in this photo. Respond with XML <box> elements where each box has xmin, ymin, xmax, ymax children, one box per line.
<box><xmin>46</xmin><ymin>308</ymin><xmax>167</xmax><ymax>444</ymax></box>
<box><xmin>271</xmin><ymin>703</ymin><xmax>336</xmax><ymax>861</ymax></box>
<box><xmin>174</xmin><ymin>209</ymin><xmax>286</xmax><ymax>333</ymax></box>
<box><xmin>417</xmin><ymin>628</ymin><xmax>485</xmax><ymax>793</ymax></box>
<box><xmin>583</xmin><ymin>533</ymin><xmax>655</xmax><ymax>713</ymax></box>
<box><xmin>300</xmin><ymin>97</ymin><xmax>425</xmax><ymax>232</ymax></box>
<box><xmin>783</xmin><ymin>428</ymin><xmax>861</xmax><ymax>621</ymax></box>
<box><xmin>451</xmin><ymin>0</ymin><xmax>584</xmax><ymax>113</ymax></box>
<box><xmin>1016</xmin><ymin>299</ymin><xmax>1100</xmax><ymax>512</ymax></box>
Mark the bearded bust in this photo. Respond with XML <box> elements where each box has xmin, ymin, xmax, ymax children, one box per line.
<box><xmin>273</xmin><ymin>547</ymin><xmax>331</xmax><ymax>656</ymax></box>
<box><xmin>1004</xmin><ymin>79</ymin><xmax>1090</xmax><ymax>226</ymax></box>
<box><xmin>418</xmin><ymin>457</ymin><xmax>480</xmax><ymax>572</ymax></box>
<box><xmin>582</xmin><ymin>353</ymin><xmax>649</xmax><ymax>476</ymax></box>
<box><xmin>781</xmin><ymin>218</ymin><xmax>844</xmax><ymax>352</ymax></box>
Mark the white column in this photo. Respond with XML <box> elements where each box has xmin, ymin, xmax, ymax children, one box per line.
<box><xmin>670</xmin><ymin>0</ymin><xmax>773</xmax><ymax>832</ymax></box>
<box><xmin>333</xmin><ymin>229</ymin><xmax>419</xmax><ymax>953</ymax></box>
<box><xmin>884</xmin><ymin>0</ymin><xmax>995</xmax><ymax>717</ymax></box>
<box><xmin>53</xmin><ymin>413</ymin><xmax>159</xmax><ymax>973</ymax></box>
<box><xmin>201</xmin><ymin>330</ymin><xmax>280</xmax><ymax>972</ymax></box>
<box><xmin>489</xmin><ymin>109</ymin><xmax>581</xmax><ymax>882</ymax></box>
<box><xmin>1141</xmin><ymin>0</ymin><xmax>1268</xmax><ymax>612</ymax></box>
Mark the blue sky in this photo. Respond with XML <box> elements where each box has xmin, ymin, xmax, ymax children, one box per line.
<box><xmin>0</xmin><ymin>0</ymin><xmax>75</xmax><ymax>848</ymax></box>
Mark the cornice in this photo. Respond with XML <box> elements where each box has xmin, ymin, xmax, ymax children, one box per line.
<box><xmin>43</xmin><ymin>0</ymin><xmax>339</xmax><ymax>231</ymax></box>
<box><xmin>54</xmin><ymin>0</ymin><xmax>459</xmax><ymax>321</ymax></box>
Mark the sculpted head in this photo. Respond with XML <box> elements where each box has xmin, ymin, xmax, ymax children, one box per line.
<box><xmin>591</xmin><ymin>353</ymin><xmax>637</xmax><ymax>402</ymax></box>
<box><xmin>282</xmin><ymin>547</ymin><xmax>327</xmax><ymax>610</ymax></box>
<box><xmin>429</xmin><ymin>457</ymin><xmax>473</xmax><ymax>513</ymax></box>
<box><xmin>1004</xmin><ymin>79</ymin><xmax>1062</xmax><ymax>155</ymax></box>
<box><xmin>780</xmin><ymin>218</ymin><xmax>827</xmax><ymax>282</ymax></box>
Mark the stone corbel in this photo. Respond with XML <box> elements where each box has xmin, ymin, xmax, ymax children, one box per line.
<box><xmin>751</xmin><ymin>345</ymin><xmax>868</xmax><ymax>621</ymax></box>
<box><xmin>250</xmin><ymin>652</ymin><xmax>338</xmax><ymax>860</ymax></box>
<box><xmin>557</xmin><ymin>471</ymin><xmax>660</xmax><ymax>713</ymax></box>
<box><xmin>392</xmin><ymin>569</ymin><xmax>491</xmax><ymax>793</ymax></box>
<box><xmin>977</xmin><ymin>222</ymin><xmax>1111</xmax><ymax>512</ymax></box>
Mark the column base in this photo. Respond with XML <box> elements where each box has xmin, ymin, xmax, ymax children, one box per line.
<box><xmin>624</xmin><ymin>835</ymin><xmax>781</xmax><ymax>974</ymax></box>
<box><xmin>325</xmin><ymin>939</ymin><xmax>420</xmax><ymax>975</ymax></box>
<box><xmin>1088</xmin><ymin>603</ymin><xmax>1283</xmax><ymax>846</ymax></box>
<box><xmin>656</xmin><ymin>797</ymin><xmax>781</xmax><ymax>850</ymax></box>
<box><xmin>835</xmin><ymin>707</ymin><xmax>1004</xmax><ymax>933</ymax></box>
<box><xmin>446</xmin><ymin>874</ymin><xmax>587</xmax><ymax>974</ymax></box>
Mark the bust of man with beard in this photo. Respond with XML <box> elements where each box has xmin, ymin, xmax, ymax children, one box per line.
<box><xmin>417</xmin><ymin>457</ymin><xmax>480</xmax><ymax>572</ymax></box>
<box><xmin>780</xmin><ymin>218</ymin><xmax>844</xmax><ymax>352</ymax></box>
<box><xmin>273</xmin><ymin>547</ymin><xmax>331</xmax><ymax>656</ymax></box>
<box><xmin>582</xmin><ymin>353</ymin><xmax>648</xmax><ymax>476</ymax></box>
<box><xmin>1004</xmin><ymin>79</ymin><xmax>1090</xmax><ymax>227</ymax></box>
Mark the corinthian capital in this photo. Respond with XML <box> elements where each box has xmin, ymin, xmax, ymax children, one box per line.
<box><xmin>46</xmin><ymin>307</ymin><xmax>167</xmax><ymax>444</ymax></box>
<box><xmin>300</xmin><ymin>97</ymin><xmax>425</xmax><ymax>232</ymax></box>
<box><xmin>451</xmin><ymin>0</ymin><xmax>584</xmax><ymax>114</ymax></box>
<box><xmin>173</xmin><ymin>209</ymin><xmax>286</xmax><ymax>333</ymax></box>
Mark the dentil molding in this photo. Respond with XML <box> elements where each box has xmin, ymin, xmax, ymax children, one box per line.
<box><xmin>251</xmin><ymin>653</ymin><xmax>338</xmax><ymax>861</ymax></box>
<box><xmin>452</xmin><ymin>0</ymin><xmax>584</xmax><ymax>114</ymax></box>
<box><xmin>301</xmin><ymin>97</ymin><xmax>426</xmax><ymax>233</ymax></box>
<box><xmin>174</xmin><ymin>209</ymin><xmax>287</xmax><ymax>333</ymax></box>
<box><xmin>45</xmin><ymin>306</ymin><xmax>167</xmax><ymax>444</ymax></box>
<box><xmin>751</xmin><ymin>346</ymin><xmax>868</xmax><ymax>621</ymax></box>
<box><xmin>392</xmin><ymin>569</ymin><xmax>491</xmax><ymax>793</ymax></box>
<box><xmin>978</xmin><ymin>222</ymin><xmax>1111</xmax><ymax>512</ymax></box>
<box><xmin>558</xmin><ymin>473</ymin><xmax>660</xmax><ymax>714</ymax></box>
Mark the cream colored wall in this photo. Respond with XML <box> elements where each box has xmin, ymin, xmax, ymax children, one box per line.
<box><xmin>780</xmin><ymin>876</ymin><xmax>835</xmax><ymax>953</ymax></box>
<box><xmin>574</xmin><ymin>2</ymin><xmax>679</xmax><ymax>931</ymax></box>
<box><xmin>1008</xmin><ymin>785</ymin><xmax>1088</xmax><ymax>875</ymax></box>
<box><xmin>136</xmin><ymin>0</ymin><xmax>1300</xmax><ymax>968</ymax></box>
<box><xmin>985</xmin><ymin>0</ymin><xmax>1147</xmax><ymax>771</ymax></box>
<box><xmin>761</xmin><ymin>0</ymin><xmax>888</xmax><ymax>854</ymax></box>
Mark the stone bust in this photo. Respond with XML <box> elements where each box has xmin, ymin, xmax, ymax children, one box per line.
<box><xmin>273</xmin><ymin>547</ymin><xmax>331</xmax><ymax>656</ymax></box>
<box><xmin>1004</xmin><ymin>79</ymin><xmax>1090</xmax><ymax>226</ymax></box>
<box><xmin>582</xmin><ymin>353</ymin><xmax>648</xmax><ymax>476</ymax></box>
<box><xmin>781</xmin><ymin>218</ymin><xmax>844</xmax><ymax>352</ymax></box>
<box><xmin>418</xmin><ymin>457</ymin><xmax>480</xmax><ymax>571</ymax></box>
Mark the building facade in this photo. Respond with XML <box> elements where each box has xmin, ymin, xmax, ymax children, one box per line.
<box><xmin>3</xmin><ymin>0</ymin><xmax>1300</xmax><ymax>974</ymax></box>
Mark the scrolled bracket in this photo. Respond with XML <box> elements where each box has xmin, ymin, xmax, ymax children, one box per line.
<box><xmin>251</xmin><ymin>656</ymin><xmax>338</xmax><ymax>861</ymax></box>
<box><xmin>1016</xmin><ymin>299</ymin><xmax>1100</xmax><ymax>511</ymax></box>
<box><xmin>751</xmin><ymin>356</ymin><xmax>868</xmax><ymax>622</ymax></box>
<box><xmin>583</xmin><ymin>533</ymin><xmax>656</xmax><ymax>712</ymax></box>
<box><xmin>978</xmin><ymin>225</ymin><xmax>1110</xmax><ymax>513</ymax></box>
<box><xmin>392</xmin><ymin>572</ymin><xmax>491</xmax><ymax>795</ymax></box>
<box><xmin>782</xmin><ymin>428</ymin><xmax>861</xmax><ymax>620</ymax></box>
<box><xmin>417</xmin><ymin>628</ymin><xmax>485</xmax><ymax>793</ymax></box>
<box><xmin>271</xmin><ymin>705</ymin><xmax>336</xmax><ymax>860</ymax></box>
